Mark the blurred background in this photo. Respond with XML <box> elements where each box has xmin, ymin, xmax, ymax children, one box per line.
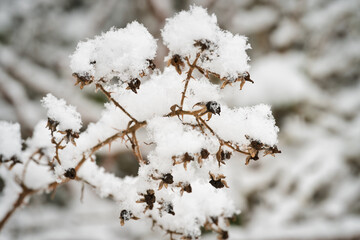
<box><xmin>1</xmin><ymin>0</ymin><xmax>360</xmax><ymax>239</ymax></box>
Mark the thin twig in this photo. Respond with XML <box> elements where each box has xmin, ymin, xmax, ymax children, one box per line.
<box><xmin>180</xmin><ymin>53</ymin><xmax>201</xmax><ymax>108</ymax></box>
<box><xmin>96</xmin><ymin>84</ymin><xmax>138</xmax><ymax>123</ymax></box>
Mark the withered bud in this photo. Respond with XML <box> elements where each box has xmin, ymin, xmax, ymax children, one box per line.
<box><xmin>168</xmin><ymin>54</ymin><xmax>185</xmax><ymax>75</ymax></box>
<box><xmin>120</xmin><ymin>209</ymin><xmax>131</xmax><ymax>221</ymax></box>
<box><xmin>243</xmin><ymin>71</ymin><xmax>252</xmax><ymax>82</ymax></box>
<box><xmin>164</xmin><ymin>202</ymin><xmax>175</xmax><ymax>215</ymax></box>
<box><xmin>63</xmin><ymin>130</ymin><xmax>80</xmax><ymax>146</ymax></box>
<box><xmin>144</xmin><ymin>189</ymin><xmax>156</xmax><ymax>210</ymax></box>
<box><xmin>219</xmin><ymin>230</ymin><xmax>229</xmax><ymax>240</ymax></box>
<box><xmin>72</xmin><ymin>73</ymin><xmax>93</xmax><ymax>89</ymax></box>
<box><xmin>46</xmin><ymin>118</ymin><xmax>59</xmax><ymax>134</ymax></box>
<box><xmin>206</xmin><ymin>101</ymin><xmax>221</xmax><ymax>115</ymax></box>
<box><xmin>183</xmin><ymin>152</ymin><xmax>194</xmax><ymax>162</ymax></box>
<box><xmin>64</xmin><ymin>168</ymin><xmax>76</xmax><ymax>179</ymax></box>
<box><xmin>194</xmin><ymin>39</ymin><xmax>213</xmax><ymax>51</ymax></box>
<box><xmin>162</xmin><ymin>173</ymin><xmax>174</xmax><ymax>184</ymax></box>
<box><xmin>210</xmin><ymin>178</ymin><xmax>225</xmax><ymax>189</ymax></box>
<box><xmin>126</xmin><ymin>78</ymin><xmax>141</xmax><ymax>93</ymax></box>
<box><xmin>200</xmin><ymin>149</ymin><xmax>210</xmax><ymax>159</ymax></box>
<box><xmin>221</xmin><ymin>151</ymin><xmax>232</xmax><ymax>160</ymax></box>
<box><xmin>183</xmin><ymin>184</ymin><xmax>192</xmax><ymax>193</ymax></box>
<box><xmin>147</xmin><ymin>59</ymin><xmax>156</xmax><ymax>70</ymax></box>
<box><xmin>250</xmin><ymin>140</ymin><xmax>263</xmax><ymax>150</ymax></box>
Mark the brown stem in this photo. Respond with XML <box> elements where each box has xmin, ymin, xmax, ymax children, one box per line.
<box><xmin>0</xmin><ymin>185</ymin><xmax>35</xmax><ymax>231</ymax></box>
<box><xmin>180</xmin><ymin>53</ymin><xmax>201</xmax><ymax>109</ymax></box>
<box><xmin>96</xmin><ymin>84</ymin><xmax>138</xmax><ymax>123</ymax></box>
<box><xmin>90</xmin><ymin>121</ymin><xmax>146</xmax><ymax>155</ymax></box>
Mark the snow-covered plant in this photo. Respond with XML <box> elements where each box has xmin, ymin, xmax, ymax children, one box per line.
<box><xmin>0</xmin><ymin>6</ymin><xmax>280</xmax><ymax>239</ymax></box>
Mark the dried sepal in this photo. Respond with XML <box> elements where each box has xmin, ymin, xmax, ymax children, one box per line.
<box><xmin>159</xmin><ymin>201</ymin><xmax>175</xmax><ymax>216</ymax></box>
<box><xmin>46</xmin><ymin>118</ymin><xmax>59</xmax><ymax>135</ymax></box>
<box><xmin>194</xmin><ymin>39</ymin><xmax>214</xmax><ymax>52</ymax></box>
<box><xmin>176</xmin><ymin>182</ymin><xmax>192</xmax><ymax>196</ymax></box>
<box><xmin>168</xmin><ymin>54</ymin><xmax>185</xmax><ymax>74</ymax></box>
<box><xmin>197</xmin><ymin>148</ymin><xmax>210</xmax><ymax>165</ymax></box>
<box><xmin>119</xmin><ymin>209</ymin><xmax>139</xmax><ymax>226</ymax></box>
<box><xmin>209</xmin><ymin>172</ymin><xmax>229</xmax><ymax>189</ymax></box>
<box><xmin>147</xmin><ymin>59</ymin><xmax>156</xmax><ymax>70</ymax></box>
<box><xmin>217</xmin><ymin>229</ymin><xmax>229</xmax><ymax>240</ymax></box>
<box><xmin>263</xmin><ymin>145</ymin><xmax>281</xmax><ymax>157</ymax></box>
<box><xmin>72</xmin><ymin>73</ymin><xmax>93</xmax><ymax>89</ymax></box>
<box><xmin>220</xmin><ymin>71</ymin><xmax>254</xmax><ymax>90</ymax></box>
<box><xmin>59</xmin><ymin>129</ymin><xmax>80</xmax><ymax>146</ymax></box>
<box><xmin>152</xmin><ymin>173</ymin><xmax>174</xmax><ymax>190</ymax></box>
<box><xmin>193</xmin><ymin>101</ymin><xmax>221</xmax><ymax>121</ymax></box>
<box><xmin>136</xmin><ymin>189</ymin><xmax>156</xmax><ymax>212</ymax></box>
<box><xmin>126</xmin><ymin>78</ymin><xmax>141</xmax><ymax>93</ymax></box>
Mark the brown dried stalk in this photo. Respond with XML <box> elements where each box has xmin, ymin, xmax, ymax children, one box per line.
<box><xmin>180</xmin><ymin>53</ymin><xmax>201</xmax><ymax>109</ymax></box>
<box><xmin>96</xmin><ymin>84</ymin><xmax>138</xmax><ymax>123</ymax></box>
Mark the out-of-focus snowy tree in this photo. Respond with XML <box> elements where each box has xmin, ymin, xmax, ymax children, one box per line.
<box><xmin>1</xmin><ymin>0</ymin><xmax>360</xmax><ymax>239</ymax></box>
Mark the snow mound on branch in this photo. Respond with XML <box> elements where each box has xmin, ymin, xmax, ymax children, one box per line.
<box><xmin>211</xmin><ymin>104</ymin><xmax>279</xmax><ymax>147</ymax></box>
<box><xmin>41</xmin><ymin>94</ymin><xmax>82</xmax><ymax>132</ymax></box>
<box><xmin>162</xmin><ymin>5</ymin><xmax>250</xmax><ymax>79</ymax></box>
<box><xmin>161</xmin><ymin>6</ymin><xmax>219</xmax><ymax>57</ymax></box>
<box><xmin>70</xmin><ymin>21</ymin><xmax>157</xmax><ymax>82</ymax></box>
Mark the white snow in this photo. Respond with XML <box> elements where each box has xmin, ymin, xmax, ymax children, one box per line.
<box><xmin>41</xmin><ymin>93</ymin><xmax>82</xmax><ymax>132</ymax></box>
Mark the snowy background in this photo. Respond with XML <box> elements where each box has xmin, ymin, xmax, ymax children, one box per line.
<box><xmin>1</xmin><ymin>0</ymin><xmax>360</xmax><ymax>239</ymax></box>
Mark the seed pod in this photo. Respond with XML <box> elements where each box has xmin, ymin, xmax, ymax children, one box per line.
<box><xmin>206</xmin><ymin>101</ymin><xmax>221</xmax><ymax>115</ymax></box>
<box><xmin>64</xmin><ymin>168</ymin><xmax>76</xmax><ymax>179</ymax></box>
<box><xmin>162</xmin><ymin>173</ymin><xmax>174</xmax><ymax>184</ymax></box>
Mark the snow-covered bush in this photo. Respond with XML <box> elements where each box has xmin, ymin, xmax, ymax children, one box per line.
<box><xmin>0</xmin><ymin>6</ymin><xmax>280</xmax><ymax>239</ymax></box>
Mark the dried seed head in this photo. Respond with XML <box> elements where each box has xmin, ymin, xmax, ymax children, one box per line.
<box><xmin>144</xmin><ymin>189</ymin><xmax>156</xmax><ymax>210</ymax></box>
<box><xmin>183</xmin><ymin>184</ymin><xmax>192</xmax><ymax>193</ymax></box>
<box><xmin>162</xmin><ymin>173</ymin><xmax>174</xmax><ymax>184</ymax></box>
<box><xmin>147</xmin><ymin>59</ymin><xmax>156</xmax><ymax>70</ymax></box>
<box><xmin>126</xmin><ymin>78</ymin><xmax>141</xmax><ymax>93</ymax></box>
<box><xmin>164</xmin><ymin>202</ymin><xmax>175</xmax><ymax>215</ymax></box>
<box><xmin>168</xmin><ymin>54</ymin><xmax>185</xmax><ymax>74</ymax></box>
<box><xmin>183</xmin><ymin>152</ymin><xmax>194</xmax><ymax>162</ymax></box>
<box><xmin>64</xmin><ymin>168</ymin><xmax>76</xmax><ymax>179</ymax></box>
<box><xmin>120</xmin><ymin>209</ymin><xmax>131</xmax><ymax>221</ymax></box>
<box><xmin>200</xmin><ymin>149</ymin><xmax>210</xmax><ymax>159</ymax></box>
<box><xmin>206</xmin><ymin>101</ymin><xmax>221</xmax><ymax>115</ymax></box>
<box><xmin>210</xmin><ymin>178</ymin><xmax>225</xmax><ymax>189</ymax></box>
<box><xmin>46</xmin><ymin>118</ymin><xmax>59</xmax><ymax>134</ymax></box>
<box><xmin>72</xmin><ymin>73</ymin><xmax>93</xmax><ymax>89</ymax></box>
<box><xmin>219</xmin><ymin>230</ymin><xmax>229</xmax><ymax>240</ymax></box>
<box><xmin>250</xmin><ymin>140</ymin><xmax>263</xmax><ymax>150</ymax></box>
<box><xmin>194</xmin><ymin>39</ymin><xmax>213</xmax><ymax>51</ymax></box>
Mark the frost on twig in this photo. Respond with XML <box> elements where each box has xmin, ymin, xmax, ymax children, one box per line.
<box><xmin>0</xmin><ymin>5</ymin><xmax>280</xmax><ymax>239</ymax></box>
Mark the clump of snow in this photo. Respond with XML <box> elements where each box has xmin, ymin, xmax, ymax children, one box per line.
<box><xmin>41</xmin><ymin>94</ymin><xmax>82</xmax><ymax>132</ymax></box>
<box><xmin>0</xmin><ymin>121</ymin><xmax>21</xmax><ymax>159</ymax></box>
<box><xmin>70</xmin><ymin>21</ymin><xmax>157</xmax><ymax>82</ymax></box>
<box><xmin>162</xmin><ymin>5</ymin><xmax>250</xmax><ymax>79</ymax></box>
<box><xmin>211</xmin><ymin>105</ymin><xmax>279</xmax><ymax>147</ymax></box>
<box><xmin>200</xmin><ymin>30</ymin><xmax>251</xmax><ymax>79</ymax></box>
<box><xmin>161</xmin><ymin>5</ymin><xmax>219</xmax><ymax>57</ymax></box>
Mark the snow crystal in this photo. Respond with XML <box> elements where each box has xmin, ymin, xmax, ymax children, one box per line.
<box><xmin>41</xmin><ymin>94</ymin><xmax>82</xmax><ymax>132</ymax></box>
<box><xmin>0</xmin><ymin>121</ymin><xmax>21</xmax><ymax>159</ymax></box>
<box><xmin>70</xmin><ymin>21</ymin><xmax>157</xmax><ymax>82</ymax></box>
